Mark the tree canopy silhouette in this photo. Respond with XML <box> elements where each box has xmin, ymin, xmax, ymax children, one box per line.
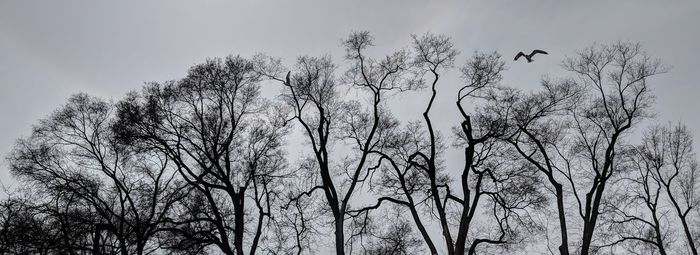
<box><xmin>2</xmin><ymin>33</ymin><xmax>697</xmax><ymax>255</ymax></box>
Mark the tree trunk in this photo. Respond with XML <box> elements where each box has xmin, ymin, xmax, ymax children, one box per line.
<box><xmin>334</xmin><ymin>213</ymin><xmax>345</xmax><ymax>255</ymax></box>
<box><xmin>135</xmin><ymin>241</ymin><xmax>146</xmax><ymax>255</ymax></box>
<box><xmin>651</xmin><ymin>213</ymin><xmax>667</xmax><ymax>255</ymax></box>
<box><xmin>455</xmin><ymin>175</ymin><xmax>482</xmax><ymax>255</ymax></box>
<box><xmin>554</xmin><ymin>184</ymin><xmax>570</xmax><ymax>255</ymax></box>
<box><xmin>234</xmin><ymin>198</ymin><xmax>246</xmax><ymax>255</ymax></box>
<box><xmin>118</xmin><ymin>236</ymin><xmax>128</xmax><ymax>255</ymax></box>
<box><xmin>678</xmin><ymin>215</ymin><xmax>698</xmax><ymax>255</ymax></box>
<box><xmin>580</xmin><ymin>174</ymin><xmax>610</xmax><ymax>255</ymax></box>
<box><xmin>92</xmin><ymin>225</ymin><xmax>100</xmax><ymax>255</ymax></box>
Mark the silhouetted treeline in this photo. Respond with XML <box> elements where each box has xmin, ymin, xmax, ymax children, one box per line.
<box><xmin>2</xmin><ymin>32</ymin><xmax>698</xmax><ymax>255</ymax></box>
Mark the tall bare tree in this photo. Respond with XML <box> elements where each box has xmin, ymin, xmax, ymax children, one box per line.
<box><xmin>8</xmin><ymin>94</ymin><xmax>184</xmax><ymax>255</ymax></box>
<box><xmin>258</xmin><ymin>31</ymin><xmax>422</xmax><ymax>255</ymax></box>
<box><xmin>498</xmin><ymin>42</ymin><xmax>665</xmax><ymax>254</ymax></box>
<box><xmin>113</xmin><ymin>55</ymin><xmax>288</xmax><ymax>255</ymax></box>
<box><xmin>350</xmin><ymin>36</ymin><xmax>546</xmax><ymax>255</ymax></box>
<box><xmin>632</xmin><ymin>123</ymin><xmax>699</xmax><ymax>254</ymax></box>
<box><xmin>601</xmin><ymin>144</ymin><xmax>670</xmax><ymax>254</ymax></box>
<box><xmin>564</xmin><ymin>42</ymin><xmax>664</xmax><ymax>254</ymax></box>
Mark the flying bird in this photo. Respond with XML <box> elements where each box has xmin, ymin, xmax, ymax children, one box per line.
<box><xmin>514</xmin><ymin>50</ymin><xmax>548</xmax><ymax>63</ymax></box>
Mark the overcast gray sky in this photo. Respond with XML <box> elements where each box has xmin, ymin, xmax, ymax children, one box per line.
<box><xmin>1</xmin><ymin>1</ymin><xmax>699</xmax><ymax>198</ymax></box>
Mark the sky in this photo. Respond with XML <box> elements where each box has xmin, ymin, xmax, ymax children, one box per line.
<box><xmin>1</xmin><ymin>0</ymin><xmax>699</xmax><ymax>211</ymax></box>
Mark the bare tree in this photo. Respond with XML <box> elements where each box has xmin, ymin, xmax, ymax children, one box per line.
<box><xmin>349</xmin><ymin>36</ymin><xmax>546</xmax><ymax>255</ymax></box>
<box><xmin>7</xmin><ymin>93</ymin><xmax>185</xmax><ymax>255</ymax></box>
<box><xmin>632</xmin><ymin>123</ymin><xmax>699</xmax><ymax>254</ymax></box>
<box><xmin>113</xmin><ymin>55</ymin><xmax>288</xmax><ymax>255</ymax></box>
<box><xmin>601</xmin><ymin>144</ymin><xmax>670</xmax><ymax>254</ymax></box>
<box><xmin>497</xmin><ymin>42</ymin><xmax>665</xmax><ymax>254</ymax></box>
<box><xmin>600</xmin><ymin>123</ymin><xmax>700</xmax><ymax>255</ymax></box>
<box><xmin>563</xmin><ymin>42</ymin><xmax>664</xmax><ymax>254</ymax></box>
<box><xmin>496</xmin><ymin>78</ymin><xmax>581</xmax><ymax>255</ymax></box>
<box><xmin>411</xmin><ymin>32</ymin><xmax>460</xmax><ymax>255</ymax></box>
<box><xmin>258</xmin><ymin>31</ymin><xmax>421</xmax><ymax>255</ymax></box>
<box><xmin>422</xmin><ymin>45</ymin><xmax>546</xmax><ymax>254</ymax></box>
<box><xmin>452</xmin><ymin>50</ymin><xmax>548</xmax><ymax>255</ymax></box>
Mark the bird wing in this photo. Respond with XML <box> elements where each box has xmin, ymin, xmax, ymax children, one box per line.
<box><xmin>285</xmin><ymin>71</ymin><xmax>291</xmax><ymax>85</ymax></box>
<box><xmin>530</xmin><ymin>49</ymin><xmax>548</xmax><ymax>56</ymax></box>
<box><xmin>514</xmin><ymin>52</ymin><xmax>526</xmax><ymax>61</ymax></box>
